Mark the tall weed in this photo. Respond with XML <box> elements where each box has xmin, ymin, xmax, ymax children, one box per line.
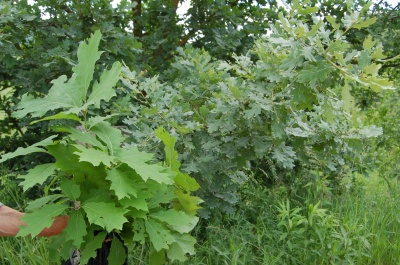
<box><xmin>334</xmin><ymin>173</ymin><xmax>400</xmax><ymax>264</ymax></box>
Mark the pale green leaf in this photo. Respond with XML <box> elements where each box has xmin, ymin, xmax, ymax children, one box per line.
<box><xmin>244</xmin><ymin>103</ymin><xmax>262</xmax><ymax>119</ymax></box>
<box><xmin>298</xmin><ymin>6</ymin><xmax>319</xmax><ymax>15</ymax></box>
<box><xmin>294</xmin><ymin>26</ymin><xmax>306</xmax><ymax>38</ymax></box>
<box><xmin>371</xmin><ymin>46</ymin><xmax>386</xmax><ymax>60</ymax></box>
<box><xmin>52</xmin><ymin>126</ymin><xmax>106</xmax><ymax>150</ymax></box>
<box><xmin>26</xmin><ymin>195</ymin><xmax>60</xmax><ymax>211</ymax></box>
<box><xmin>0</xmin><ymin>135</ymin><xmax>57</xmax><ymax>163</ymax></box>
<box><xmin>60</xmin><ymin>179</ymin><xmax>81</xmax><ymax>201</ymax></box>
<box><xmin>285</xmin><ymin>127</ymin><xmax>312</xmax><ymax>137</ymax></box>
<box><xmin>341</xmin><ymin>83</ymin><xmax>356</xmax><ymax>113</ymax></box>
<box><xmin>166</xmin><ymin>233</ymin><xmax>196</xmax><ymax>262</ymax></box>
<box><xmin>106</xmin><ymin>168</ymin><xmax>138</xmax><ymax>199</ymax></box>
<box><xmin>86</xmin><ymin>61</ymin><xmax>122</xmax><ymax>108</ymax></box>
<box><xmin>147</xmin><ymin>186</ymin><xmax>176</xmax><ymax>209</ymax></box>
<box><xmin>173</xmin><ymin>190</ymin><xmax>203</xmax><ymax>216</ymax></box>
<box><xmin>121</xmin><ymin>195</ymin><xmax>149</xmax><ymax>211</ymax></box>
<box><xmin>334</xmin><ymin>51</ymin><xmax>345</xmax><ymax>65</ymax></box>
<box><xmin>306</xmin><ymin>20</ymin><xmax>324</xmax><ymax>37</ymax></box>
<box><xmin>150</xmin><ymin>210</ymin><xmax>199</xmax><ymax>234</ymax></box>
<box><xmin>31</xmin><ymin>113</ymin><xmax>81</xmax><ymax>125</ymax></box>
<box><xmin>83</xmin><ymin>202</ymin><xmax>128</xmax><ymax>231</ymax></box>
<box><xmin>116</xmin><ymin>148</ymin><xmax>173</xmax><ymax>184</ymax></box>
<box><xmin>322</xmin><ymin>100</ymin><xmax>336</xmax><ymax>123</ymax></box>
<box><xmin>62</xmin><ymin>210</ymin><xmax>87</xmax><ymax>248</ymax></box>
<box><xmin>353</xmin><ymin>17</ymin><xmax>377</xmax><ymax>29</ymax></box>
<box><xmin>326</xmin><ymin>15</ymin><xmax>340</xmax><ymax>30</ymax></box>
<box><xmin>272</xmin><ymin>144</ymin><xmax>296</xmax><ymax>169</ymax></box>
<box><xmin>132</xmin><ymin>219</ymin><xmax>146</xmax><ymax>244</ymax></box>
<box><xmin>298</xmin><ymin>62</ymin><xmax>332</xmax><ymax>86</ymax></box>
<box><xmin>18</xmin><ymin>204</ymin><xmax>69</xmax><ymax>237</ymax></box>
<box><xmin>86</xmin><ymin>115</ymin><xmax>118</xmax><ymax>129</ymax></box>
<box><xmin>359</xmin><ymin>125</ymin><xmax>383</xmax><ymax>137</ymax></box>
<box><xmin>363</xmin><ymin>35</ymin><xmax>376</xmax><ymax>50</ymax></box>
<box><xmin>145</xmin><ymin>219</ymin><xmax>175</xmax><ymax>252</ymax></box>
<box><xmin>90</xmin><ymin>121</ymin><xmax>124</xmax><ymax>156</ymax></box>
<box><xmin>47</xmin><ymin>144</ymin><xmax>104</xmax><ymax>181</ymax></box>
<box><xmin>363</xmin><ymin>63</ymin><xmax>381</xmax><ymax>77</ymax></box>
<box><xmin>155</xmin><ymin>127</ymin><xmax>180</xmax><ymax>170</ymax></box>
<box><xmin>73</xmin><ymin>144</ymin><xmax>115</xmax><ymax>167</ymax></box>
<box><xmin>13</xmin><ymin>75</ymin><xmax>84</xmax><ymax>118</ymax></box>
<box><xmin>361</xmin><ymin>76</ymin><xmax>395</xmax><ymax>92</ymax></box>
<box><xmin>358</xmin><ymin>51</ymin><xmax>371</xmax><ymax>69</ymax></box>
<box><xmin>278</xmin><ymin>12</ymin><xmax>292</xmax><ymax>33</ymax></box>
<box><xmin>327</xmin><ymin>39</ymin><xmax>351</xmax><ymax>53</ymax></box>
<box><xmin>18</xmin><ymin>163</ymin><xmax>57</xmax><ymax>192</ymax></box>
<box><xmin>73</xmin><ymin>30</ymin><xmax>103</xmax><ymax>100</ymax></box>
<box><xmin>174</xmin><ymin>172</ymin><xmax>200</xmax><ymax>192</ymax></box>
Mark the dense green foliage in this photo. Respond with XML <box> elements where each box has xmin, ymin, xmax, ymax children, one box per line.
<box><xmin>0</xmin><ymin>0</ymin><xmax>282</xmax><ymax>164</ymax></box>
<box><xmin>121</xmin><ymin>1</ymin><xmax>395</xmax><ymax>215</ymax></box>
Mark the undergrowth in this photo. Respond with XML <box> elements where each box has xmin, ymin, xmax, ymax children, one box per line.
<box><xmin>1</xmin><ymin>171</ymin><xmax>399</xmax><ymax>264</ymax></box>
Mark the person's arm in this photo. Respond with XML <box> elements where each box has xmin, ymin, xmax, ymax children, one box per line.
<box><xmin>0</xmin><ymin>203</ymin><xmax>69</xmax><ymax>237</ymax></box>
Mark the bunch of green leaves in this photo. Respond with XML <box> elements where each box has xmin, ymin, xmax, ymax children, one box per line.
<box><xmin>0</xmin><ymin>31</ymin><xmax>201</xmax><ymax>264</ymax></box>
<box><xmin>120</xmin><ymin>2</ymin><xmax>397</xmax><ymax>216</ymax></box>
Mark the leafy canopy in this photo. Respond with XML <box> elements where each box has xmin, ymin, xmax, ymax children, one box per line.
<box><xmin>121</xmin><ymin>1</ymin><xmax>397</xmax><ymax>216</ymax></box>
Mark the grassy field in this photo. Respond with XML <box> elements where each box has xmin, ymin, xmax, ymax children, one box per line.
<box><xmin>1</xmin><ymin>172</ymin><xmax>399</xmax><ymax>265</ymax></box>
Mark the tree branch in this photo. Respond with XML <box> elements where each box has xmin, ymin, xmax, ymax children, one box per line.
<box><xmin>133</xmin><ymin>0</ymin><xmax>142</xmax><ymax>38</ymax></box>
<box><xmin>381</xmin><ymin>63</ymin><xmax>400</xmax><ymax>69</ymax></box>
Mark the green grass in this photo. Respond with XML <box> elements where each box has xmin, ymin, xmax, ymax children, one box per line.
<box><xmin>334</xmin><ymin>174</ymin><xmax>400</xmax><ymax>265</ymax></box>
<box><xmin>0</xmin><ymin>237</ymin><xmax>55</xmax><ymax>265</ymax></box>
<box><xmin>1</xmin><ymin>172</ymin><xmax>399</xmax><ymax>264</ymax></box>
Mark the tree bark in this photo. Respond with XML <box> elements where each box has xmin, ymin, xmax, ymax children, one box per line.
<box><xmin>133</xmin><ymin>0</ymin><xmax>142</xmax><ymax>37</ymax></box>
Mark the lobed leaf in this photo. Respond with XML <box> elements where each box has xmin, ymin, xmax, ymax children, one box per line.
<box><xmin>13</xmin><ymin>76</ymin><xmax>84</xmax><ymax>118</ymax></box>
<box><xmin>30</xmin><ymin>113</ymin><xmax>81</xmax><ymax>124</ymax></box>
<box><xmin>173</xmin><ymin>190</ymin><xmax>203</xmax><ymax>216</ymax></box>
<box><xmin>52</xmin><ymin>125</ymin><xmax>106</xmax><ymax>150</ymax></box>
<box><xmin>106</xmin><ymin>168</ymin><xmax>139</xmax><ymax>200</ymax></box>
<box><xmin>155</xmin><ymin>127</ymin><xmax>180</xmax><ymax>170</ymax></box>
<box><xmin>18</xmin><ymin>163</ymin><xmax>57</xmax><ymax>192</ymax></box>
<box><xmin>0</xmin><ymin>135</ymin><xmax>57</xmax><ymax>163</ymax></box>
<box><xmin>85</xmin><ymin>61</ymin><xmax>122</xmax><ymax>108</ymax></box>
<box><xmin>83</xmin><ymin>202</ymin><xmax>128</xmax><ymax>231</ymax></box>
<box><xmin>116</xmin><ymin>148</ymin><xmax>173</xmax><ymax>184</ymax></box>
<box><xmin>60</xmin><ymin>179</ymin><xmax>81</xmax><ymax>201</ymax></box>
<box><xmin>62</xmin><ymin>210</ymin><xmax>87</xmax><ymax>248</ymax></box>
<box><xmin>145</xmin><ymin>219</ymin><xmax>175</xmax><ymax>252</ymax></box>
<box><xmin>18</xmin><ymin>204</ymin><xmax>69</xmax><ymax>237</ymax></box>
<box><xmin>90</xmin><ymin>121</ymin><xmax>124</xmax><ymax>156</ymax></box>
<box><xmin>26</xmin><ymin>195</ymin><xmax>60</xmax><ymax>212</ymax></box>
<box><xmin>73</xmin><ymin>144</ymin><xmax>115</xmax><ymax>167</ymax></box>
<box><xmin>73</xmin><ymin>30</ymin><xmax>103</xmax><ymax>100</ymax></box>
<box><xmin>80</xmin><ymin>231</ymin><xmax>107</xmax><ymax>264</ymax></box>
<box><xmin>166</xmin><ymin>233</ymin><xmax>196</xmax><ymax>262</ymax></box>
<box><xmin>150</xmin><ymin>209</ymin><xmax>199</xmax><ymax>234</ymax></box>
